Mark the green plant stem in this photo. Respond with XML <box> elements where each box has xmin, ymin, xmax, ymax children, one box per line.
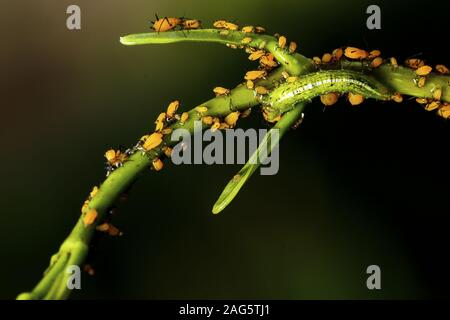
<box><xmin>212</xmin><ymin>103</ymin><xmax>305</xmax><ymax>214</ymax></box>
<box><xmin>16</xmin><ymin>67</ymin><xmax>288</xmax><ymax>300</ymax></box>
<box><xmin>120</xmin><ymin>30</ymin><xmax>312</xmax><ymax>75</ymax></box>
<box><xmin>19</xmin><ymin>27</ymin><xmax>450</xmax><ymax>300</ymax></box>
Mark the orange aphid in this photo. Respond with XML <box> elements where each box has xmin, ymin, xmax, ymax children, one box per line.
<box><xmin>436</xmin><ymin>64</ymin><xmax>449</xmax><ymax>74</ymax></box>
<box><xmin>438</xmin><ymin>104</ymin><xmax>450</xmax><ymax>119</ymax></box>
<box><xmin>260</xmin><ymin>54</ymin><xmax>278</xmax><ymax>68</ymax></box>
<box><xmin>155</xmin><ymin>112</ymin><xmax>166</xmax><ymax>131</ymax></box>
<box><xmin>142</xmin><ymin>132</ymin><xmax>163</xmax><ymax>151</ymax></box>
<box><xmin>152</xmin><ymin>17</ymin><xmax>181</xmax><ymax>32</ymax></box>
<box><xmin>213</xmin><ymin>87</ymin><xmax>230</xmax><ymax>96</ymax></box>
<box><xmin>425</xmin><ymin>101</ymin><xmax>440</xmax><ymax>111</ymax></box>
<box><xmin>89</xmin><ymin>186</ymin><xmax>99</xmax><ymax>199</ymax></box>
<box><xmin>312</xmin><ymin>56</ymin><xmax>321</xmax><ymax>64</ymax></box>
<box><xmin>332</xmin><ymin>48</ymin><xmax>343</xmax><ymax>61</ymax></box>
<box><xmin>182</xmin><ymin>19</ymin><xmax>201</xmax><ymax>29</ymax></box>
<box><xmin>161</xmin><ymin>128</ymin><xmax>172</xmax><ymax>135</ymax></box>
<box><xmin>241</xmin><ymin>37</ymin><xmax>252</xmax><ymax>44</ymax></box>
<box><xmin>391</xmin><ymin>93</ymin><xmax>403</xmax><ymax>103</ymax></box>
<box><xmin>368</xmin><ymin>50</ymin><xmax>381</xmax><ymax>58</ymax></box>
<box><xmin>417</xmin><ymin>76</ymin><xmax>426</xmax><ymax>88</ymax></box>
<box><xmin>241</xmin><ymin>25</ymin><xmax>254</xmax><ymax>33</ymax></box>
<box><xmin>152</xmin><ymin>158</ymin><xmax>164</xmax><ymax>171</ymax></box>
<box><xmin>405</xmin><ymin>58</ymin><xmax>424</xmax><ymax>69</ymax></box>
<box><xmin>166</xmin><ymin>100</ymin><xmax>179</xmax><ymax>119</ymax></box>
<box><xmin>255</xmin><ymin>86</ymin><xmax>269</xmax><ymax>95</ymax></box>
<box><xmin>344</xmin><ymin>47</ymin><xmax>368</xmax><ymax>59</ymax></box>
<box><xmin>416</xmin><ymin>65</ymin><xmax>432</xmax><ymax>76</ymax></box>
<box><xmin>321</xmin><ymin>53</ymin><xmax>332</xmax><ymax>63</ymax></box>
<box><xmin>433</xmin><ymin>88</ymin><xmax>442</xmax><ymax>101</ymax></box>
<box><xmin>96</xmin><ymin>223</ymin><xmax>110</xmax><ymax>232</ymax></box>
<box><xmin>202</xmin><ymin>116</ymin><xmax>214</xmax><ymax>125</ymax></box>
<box><xmin>348</xmin><ymin>92</ymin><xmax>364</xmax><ymax>105</ymax></box>
<box><xmin>162</xmin><ymin>146</ymin><xmax>172</xmax><ymax>157</ymax></box>
<box><xmin>196</xmin><ymin>106</ymin><xmax>208</xmax><ymax>113</ymax></box>
<box><xmin>320</xmin><ymin>93</ymin><xmax>339</xmax><ymax>106</ymax></box>
<box><xmin>278</xmin><ymin>36</ymin><xmax>287</xmax><ymax>49</ymax></box>
<box><xmin>246</xmin><ymin>80</ymin><xmax>254</xmax><ymax>89</ymax></box>
<box><xmin>105</xmin><ymin>149</ymin><xmax>127</xmax><ymax>166</ymax></box>
<box><xmin>244</xmin><ymin>70</ymin><xmax>266</xmax><ymax>80</ymax></box>
<box><xmin>416</xmin><ymin>98</ymin><xmax>428</xmax><ymax>104</ymax></box>
<box><xmin>224</xmin><ymin>111</ymin><xmax>240</xmax><ymax>127</ymax></box>
<box><xmin>390</xmin><ymin>57</ymin><xmax>398</xmax><ymax>68</ymax></box>
<box><xmin>83</xmin><ymin>209</ymin><xmax>98</xmax><ymax>226</ymax></box>
<box><xmin>254</xmin><ymin>26</ymin><xmax>266</xmax><ymax>33</ymax></box>
<box><xmin>180</xmin><ymin>112</ymin><xmax>189</xmax><ymax>124</ymax></box>
<box><xmin>288</xmin><ymin>41</ymin><xmax>297</xmax><ymax>53</ymax></box>
<box><xmin>213</xmin><ymin>20</ymin><xmax>238</xmax><ymax>30</ymax></box>
<box><xmin>248</xmin><ymin>50</ymin><xmax>265</xmax><ymax>61</ymax></box>
<box><xmin>370</xmin><ymin>57</ymin><xmax>383</xmax><ymax>68</ymax></box>
<box><xmin>211</xmin><ymin>121</ymin><xmax>221</xmax><ymax>132</ymax></box>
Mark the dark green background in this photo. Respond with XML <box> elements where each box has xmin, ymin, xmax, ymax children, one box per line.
<box><xmin>1</xmin><ymin>0</ymin><xmax>450</xmax><ymax>299</ymax></box>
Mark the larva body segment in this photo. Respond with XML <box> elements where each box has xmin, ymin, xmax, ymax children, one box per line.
<box><xmin>263</xmin><ymin>70</ymin><xmax>391</xmax><ymax>113</ymax></box>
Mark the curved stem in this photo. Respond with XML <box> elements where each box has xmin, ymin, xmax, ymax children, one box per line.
<box><xmin>20</xmin><ymin>25</ymin><xmax>450</xmax><ymax>300</ymax></box>
<box><xmin>213</xmin><ymin>102</ymin><xmax>306</xmax><ymax>214</ymax></box>
<box><xmin>120</xmin><ymin>30</ymin><xmax>312</xmax><ymax>75</ymax></box>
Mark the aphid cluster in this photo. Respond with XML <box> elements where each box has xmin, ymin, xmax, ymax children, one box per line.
<box><xmin>151</xmin><ymin>15</ymin><xmax>201</xmax><ymax>32</ymax></box>
<box><xmin>311</xmin><ymin>47</ymin><xmax>387</xmax><ymax>107</ymax></box>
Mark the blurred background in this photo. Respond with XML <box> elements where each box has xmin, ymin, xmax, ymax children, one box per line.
<box><xmin>1</xmin><ymin>0</ymin><xmax>450</xmax><ymax>299</ymax></box>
